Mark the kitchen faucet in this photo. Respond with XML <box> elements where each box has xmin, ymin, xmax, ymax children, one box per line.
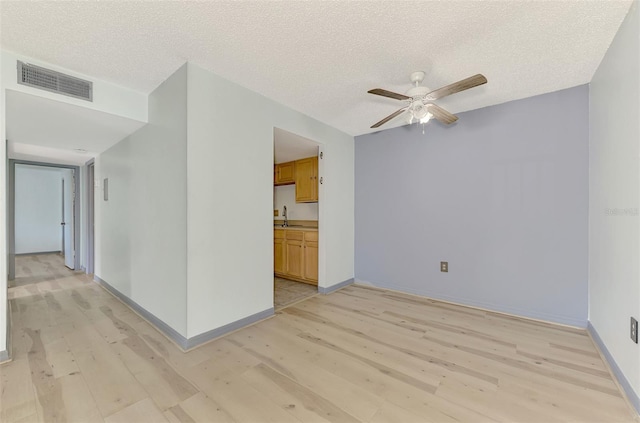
<box><xmin>283</xmin><ymin>205</ymin><xmax>288</xmax><ymax>227</ymax></box>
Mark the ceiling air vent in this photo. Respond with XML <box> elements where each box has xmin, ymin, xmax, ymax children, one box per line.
<box><xmin>17</xmin><ymin>61</ymin><xmax>93</xmax><ymax>101</ymax></box>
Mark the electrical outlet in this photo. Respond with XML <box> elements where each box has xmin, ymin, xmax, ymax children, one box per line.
<box><xmin>274</xmin><ymin>210</ymin><xmax>279</xmax><ymax>217</ymax></box>
<box><xmin>440</xmin><ymin>261</ymin><xmax>448</xmax><ymax>272</ymax></box>
<box><xmin>631</xmin><ymin>317</ymin><xmax>638</xmax><ymax>344</ymax></box>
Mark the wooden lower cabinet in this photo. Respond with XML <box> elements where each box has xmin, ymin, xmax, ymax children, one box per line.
<box><xmin>303</xmin><ymin>240</ymin><xmax>318</xmax><ymax>282</ymax></box>
<box><xmin>274</xmin><ymin>230</ymin><xmax>286</xmax><ymax>274</ymax></box>
<box><xmin>274</xmin><ymin>228</ymin><xmax>318</xmax><ymax>285</ymax></box>
<box><xmin>285</xmin><ymin>240</ymin><xmax>304</xmax><ymax>278</ymax></box>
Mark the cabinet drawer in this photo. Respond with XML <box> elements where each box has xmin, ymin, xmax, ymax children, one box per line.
<box><xmin>304</xmin><ymin>231</ymin><xmax>318</xmax><ymax>242</ymax></box>
<box><xmin>286</xmin><ymin>231</ymin><xmax>304</xmax><ymax>241</ymax></box>
<box><xmin>274</xmin><ymin>229</ymin><xmax>286</xmax><ymax>239</ymax></box>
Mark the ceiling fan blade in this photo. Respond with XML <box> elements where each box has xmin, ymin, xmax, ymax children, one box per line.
<box><xmin>368</xmin><ymin>88</ymin><xmax>411</xmax><ymax>101</ymax></box>
<box><xmin>426</xmin><ymin>103</ymin><xmax>458</xmax><ymax>125</ymax></box>
<box><xmin>425</xmin><ymin>74</ymin><xmax>487</xmax><ymax>101</ymax></box>
<box><xmin>371</xmin><ymin>107</ymin><xmax>408</xmax><ymax>128</ymax></box>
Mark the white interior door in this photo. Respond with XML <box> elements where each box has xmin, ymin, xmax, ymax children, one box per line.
<box><xmin>62</xmin><ymin>169</ymin><xmax>75</xmax><ymax>269</ymax></box>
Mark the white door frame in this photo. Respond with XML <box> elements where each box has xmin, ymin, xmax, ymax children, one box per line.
<box><xmin>86</xmin><ymin>160</ymin><xmax>95</xmax><ymax>275</ymax></box>
<box><xmin>7</xmin><ymin>160</ymin><xmax>81</xmax><ymax>279</ymax></box>
<box><xmin>272</xmin><ymin>127</ymin><xmax>326</xmax><ymax>295</ymax></box>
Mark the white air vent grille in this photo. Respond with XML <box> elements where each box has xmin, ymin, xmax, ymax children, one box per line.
<box><xmin>17</xmin><ymin>61</ymin><xmax>93</xmax><ymax>101</ymax></box>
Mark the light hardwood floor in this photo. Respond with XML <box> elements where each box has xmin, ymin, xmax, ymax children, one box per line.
<box><xmin>1</xmin><ymin>254</ymin><xmax>637</xmax><ymax>422</ymax></box>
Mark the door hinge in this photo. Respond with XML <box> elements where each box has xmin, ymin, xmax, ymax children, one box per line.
<box><xmin>319</xmin><ymin>151</ymin><xmax>323</xmax><ymax>159</ymax></box>
<box><xmin>319</xmin><ymin>177</ymin><xmax>323</xmax><ymax>184</ymax></box>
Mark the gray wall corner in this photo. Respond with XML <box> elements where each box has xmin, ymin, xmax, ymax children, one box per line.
<box><xmin>184</xmin><ymin>307</ymin><xmax>275</xmax><ymax>350</ymax></box>
<box><xmin>588</xmin><ymin>322</ymin><xmax>640</xmax><ymax>416</ymax></box>
<box><xmin>93</xmin><ymin>275</ymin><xmax>189</xmax><ymax>350</ymax></box>
<box><xmin>319</xmin><ymin>278</ymin><xmax>354</xmax><ymax>295</ymax></box>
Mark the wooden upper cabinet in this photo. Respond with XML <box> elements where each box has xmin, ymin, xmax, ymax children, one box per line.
<box><xmin>274</xmin><ymin>161</ymin><xmax>296</xmax><ymax>186</ymax></box>
<box><xmin>295</xmin><ymin>156</ymin><xmax>318</xmax><ymax>203</ymax></box>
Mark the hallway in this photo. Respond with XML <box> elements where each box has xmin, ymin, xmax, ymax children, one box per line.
<box><xmin>9</xmin><ymin>254</ymin><xmax>79</xmax><ymax>289</ymax></box>
<box><xmin>1</xmin><ymin>256</ymin><xmax>636</xmax><ymax>422</ymax></box>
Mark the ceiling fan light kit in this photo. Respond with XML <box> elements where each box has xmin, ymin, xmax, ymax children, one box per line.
<box><xmin>368</xmin><ymin>72</ymin><xmax>487</xmax><ymax>130</ymax></box>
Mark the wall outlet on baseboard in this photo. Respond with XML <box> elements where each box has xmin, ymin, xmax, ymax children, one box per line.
<box><xmin>631</xmin><ymin>317</ymin><xmax>638</xmax><ymax>344</ymax></box>
<box><xmin>440</xmin><ymin>261</ymin><xmax>448</xmax><ymax>272</ymax></box>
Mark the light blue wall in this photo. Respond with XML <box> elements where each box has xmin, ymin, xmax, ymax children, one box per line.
<box><xmin>355</xmin><ymin>85</ymin><xmax>589</xmax><ymax>327</ymax></box>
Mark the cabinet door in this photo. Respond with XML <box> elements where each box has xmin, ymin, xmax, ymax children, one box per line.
<box><xmin>295</xmin><ymin>157</ymin><xmax>318</xmax><ymax>202</ymax></box>
<box><xmin>275</xmin><ymin>161</ymin><xmax>296</xmax><ymax>185</ymax></box>
<box><xmin>274</xmin><ymin>239</ymin><xmax>286</xmax><ymax>274</ymax></box>
<box><xmin>285</xmin><ymin>240</ymin><xmax>304</xmax><ymax>278</ymax></box>
<box><xmin>303</xmin><ymin>240</ymin><xmax>318</xmax><ymax>283</ymax></box>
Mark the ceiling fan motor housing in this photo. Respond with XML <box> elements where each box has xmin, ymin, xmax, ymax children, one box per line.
<box><xmin>406</xmin><ymin>86</ymin><xmax>429</xmax><ymax>98</ymax></box>
<box><xmin>410</xmin><ymin>71</ymin><xmax>426</xmax><ymax>84</ymax></box>
<box><xmin>406</xmin><ymin>71</ymin><xmax>429</xmax><ymax>98</ymax></box>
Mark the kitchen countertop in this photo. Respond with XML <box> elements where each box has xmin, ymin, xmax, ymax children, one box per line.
<box><xmin>274</xmin><ymin>225</ymin><xmax>318</xmax><ymax>231</ymax></box>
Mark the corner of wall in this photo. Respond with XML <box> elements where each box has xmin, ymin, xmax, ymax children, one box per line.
<box><xmin>95</xmin><ymin>61</ymin><xmax>189</xmax><ymax>338</ymax></box>
<box><xmin>1</xmin><ymin>50</ymin><xmax>148</xmax><ymax>123</ymax></box>
<box><xmin>0</xmin><ymin>66</ymin><xmax>8</xmax><ymax>356</ymax></box>
<box><xmin>588</xmin><ymin>322</ymin><xmax>640</xmax><ymax>415</ymax></box>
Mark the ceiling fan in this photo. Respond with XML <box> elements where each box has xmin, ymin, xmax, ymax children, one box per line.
<box><xmin>367</xmin><ymin>71</ymin><xmax>487</xmax><ymax>129</ymax></box>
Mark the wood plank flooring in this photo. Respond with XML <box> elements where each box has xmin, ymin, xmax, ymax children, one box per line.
<box><xmin>1</xmin><ymin>254</ymin><xmax>636</xmax><ymax>422</ymax></box>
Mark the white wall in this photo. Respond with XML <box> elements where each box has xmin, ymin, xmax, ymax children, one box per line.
<box><xmin>96</xmin><ymin>65</ymin><xmax>188</xmax><ymax>336</ymax></box>
<box><xmin>96</xmin><ymin>62</ymin><xmax>353</xmax><ymax>340</ymax></box>
<box><xmin>186</xmin><ymin>63</ymin><xmax>354</xmax><ymax>338</ymax></box>
<box><xmin>15</xmin><ymin>165</ymin><xmax>62</xmax><ymax>254</ymax></box>
<box><xmin>0</xmin><ymin>50</ymin><xmax>147</xmax><ymax>355</ymax></box>
<box><xmin>1</xmin><ymin>50</ymin><xmax>147</xmax><ymax>123</ymax></box>
<box><xmin>274</xmin><ymin>185</ymin><xmax>319</xmax><ymax>221</ymax></box>
<box><xmin>589</xmin><ymin>0</ymin><xmax>640</xmax><ymax>409</ymax></box>
<box><xmin>0</xmin><ymin>58</ymin><xmax>7</xmax><ymax>357</ymax></box>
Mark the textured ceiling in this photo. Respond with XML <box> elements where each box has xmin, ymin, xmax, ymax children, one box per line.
<box><xmin>0</xmin><ymin>1</ymin><xmax>632</xmax><ymax>136</ymax></box>
<box><xmin>274</xmin><ymin>128</ymin><xmax>319</xmax><ymax>164</ymax></box>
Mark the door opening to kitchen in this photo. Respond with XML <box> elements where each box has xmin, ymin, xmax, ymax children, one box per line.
<box><xmin>273</xmin><ymin>128</ymin><xmax>321</xmax><ymax>310</ymax></box>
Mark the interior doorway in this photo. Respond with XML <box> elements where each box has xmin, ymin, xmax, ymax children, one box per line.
<box><xmin>60</xmin><ymin>168</ymin><xmax>75</xmax><ymax>269</ymax></box>
<box><xmin>272</xmin><ymin>128</ymin><xmax>323</xmax><ymax>309</ymax></box>
<box><xmin>8</xmin><ymin>160</ymin><xmax>81</xmax><ymax>280</ymax></box>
